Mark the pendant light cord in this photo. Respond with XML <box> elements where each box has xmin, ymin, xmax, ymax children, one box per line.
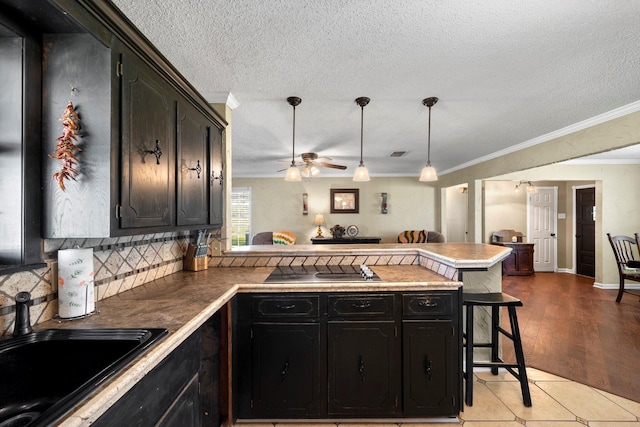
<box><xmin>427</xmin><ymin>104</ymin><xmax>432</xmax><ymax>166</ymax></box>
<box><xmin>359</xmin><ymin>103</ymin><xmax>365</xmax><ymax>167</ymax></box>
<box><xmin>291</xmin><ymin>104</ymin><xmax>296</xmax><ymax>167</ymax></box>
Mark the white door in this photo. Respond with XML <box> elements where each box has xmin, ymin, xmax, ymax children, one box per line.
<box><xmin>528</xmin><ymin>187</ymin><xmax>557</xmax><ymax>272</ymax></box>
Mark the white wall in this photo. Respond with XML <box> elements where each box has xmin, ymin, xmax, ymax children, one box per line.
<box><xmin>233</xmin><ymin>177</ymin><xmax>438</xmax><ymax>244</ymax></box>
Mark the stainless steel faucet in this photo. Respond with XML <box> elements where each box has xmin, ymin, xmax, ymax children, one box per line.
<box><xmin>13</xmin><ymin>291</ymin><xmax>33</xmax><ymax>337</ymax></box>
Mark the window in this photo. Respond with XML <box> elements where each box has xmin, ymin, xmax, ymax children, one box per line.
<box><xmin>0</xmin><ymin>17</ymin><xmax>43</xmax><ymax>271</ymax></box>
<box><xmin>231</xmin><ymin>187</ymin><xmax>251</xmax><ymax>247</ymax></box>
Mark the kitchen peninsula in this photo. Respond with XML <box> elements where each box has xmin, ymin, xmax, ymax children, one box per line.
<box><xmin>36</xmin><ymin>243</ymin><xmax>510</xmax><ymax>426</ymax></box>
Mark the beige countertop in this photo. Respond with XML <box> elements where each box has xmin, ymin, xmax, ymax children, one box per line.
<box><xmin>229</xmin><ymin>242</ymin><xmax>510</xmax><ymax>270</ymax></box>
<box><xmin>42</xmin><ymin>264</ymin><xmax>460</xmax><ymax>426</ymax></box>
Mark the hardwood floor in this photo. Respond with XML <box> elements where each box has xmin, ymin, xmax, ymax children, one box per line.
<box><xmin>501</xmin><ymin>272</ymin><xmax>640</xmax><ymax>402</ymax></box>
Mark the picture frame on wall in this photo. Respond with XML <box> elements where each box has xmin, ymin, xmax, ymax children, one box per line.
<box><xmin>330</xmin><ymin>188</ymin><xmax>359</xmax><ymax>214</ymax></box>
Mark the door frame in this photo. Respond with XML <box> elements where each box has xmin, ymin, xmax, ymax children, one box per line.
<box><xmin>572</xmin><ymin>184</ymin><xmax>596</xmax><ymax>275</ymax></box>
<box><xmin>526</xmin><ymin>186</ymin><xmax>558</xmax><ymax>272</ymax></box>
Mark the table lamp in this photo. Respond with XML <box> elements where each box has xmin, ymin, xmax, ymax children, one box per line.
<box><xmin>314</xmin><ymin>214</ymin><xmax>325</xmax><ymax>238</ymax></box>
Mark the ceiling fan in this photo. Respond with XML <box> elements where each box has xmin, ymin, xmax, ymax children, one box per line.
<box><xmin>279</xmin><ymin>152</ymin><xmax>347</xmax><ymax>177</ymax></box>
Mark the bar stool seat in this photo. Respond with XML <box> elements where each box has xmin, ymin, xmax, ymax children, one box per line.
<box><xmin>463</xmin><ymin>292</ymin><xmax>532</xmax><ymax>407</ymax></box>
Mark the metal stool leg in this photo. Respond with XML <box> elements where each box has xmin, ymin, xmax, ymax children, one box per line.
<box><xmin>465</xmin><ymin>303</ymin><xmax>474</xmax><ymax>406</ymax></box>
<box><xmin>508</xmin><ymin>306</ymin><xmax>532</xmax><ymax>407</ymax></box>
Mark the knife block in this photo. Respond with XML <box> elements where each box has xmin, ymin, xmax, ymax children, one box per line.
<box><xmin>184</xmin><ymin>243</ymin><xmax>208</xmax><ymax>271</ymax></box>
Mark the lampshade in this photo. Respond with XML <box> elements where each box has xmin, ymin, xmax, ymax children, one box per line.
<box><xmin>353</xmin><ymin>165</ymin><xmax>370</xmax><ymax>182</ymax></box>
<box><xmin>313</xmin><ymin>213</ymin><xmax>325</xmax><ymax>238</ymax></box>
<box><xmin>353</xmin><ymin>97</ymin><xmax>371</xmax><ymax>182</ymax></box>
<box><xmin>419</xmin><ymin>165</ymin><xmax>438</xmax><ymax>182</ymax></box>
<box><xmin>285</xmin><ymin>164</ymin><xmax>301</xmax><ymax>181</ymax></box>
<box><xmin>284</xmin><ymin>96</ymin><xmax>302</xmax><ymax>182</ymax></box>
<box><xmin>419</xmin><ymin>97</ymin><xmax>439</xmax><ymax>182</ymax></box>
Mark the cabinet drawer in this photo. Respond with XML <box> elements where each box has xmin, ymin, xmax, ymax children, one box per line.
<box><xmin>253</xmin><ymin>295</ymin><xmax>319</xmax><ymax>319</ymax></box>
<box><xmin>402</xmin><ymin>293</ymin><xmax>453</xmax><ymax>318</ymax></box>
<box><xmin>328</xmin><ymin>294</ymin><xmax>394</xmax><ymax>319</ymax></box>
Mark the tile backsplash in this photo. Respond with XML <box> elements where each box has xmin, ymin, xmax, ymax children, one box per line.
<box><xmin>0</xmin><ymin>230</ymin><xmax>223</xmax><ymax>338</ymax></box>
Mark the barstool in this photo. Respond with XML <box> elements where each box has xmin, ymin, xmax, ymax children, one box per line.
<box><xmin>463</xmin><ymin>292</ymin><xmax>532</xmax><ymax>407</ymax></box>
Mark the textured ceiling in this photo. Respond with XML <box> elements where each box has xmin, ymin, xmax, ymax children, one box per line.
<box><xmin>110</xmin><ymin>0</ymin><xmax>640</xmax><ymax>178</ymax></box>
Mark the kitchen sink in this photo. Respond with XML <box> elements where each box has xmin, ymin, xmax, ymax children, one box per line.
<box><xmin>0</xmin><ymin>328</ymin><xmax>167</xmax><ymax>427</ymax></box>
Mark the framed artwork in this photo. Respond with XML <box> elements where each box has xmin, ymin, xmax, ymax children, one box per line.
<box><xmin>330</xmin><ymin>188</ymin><xmax>359</xmax><ymax>214</ymax></box>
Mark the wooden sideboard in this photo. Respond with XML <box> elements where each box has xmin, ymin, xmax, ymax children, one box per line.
<box><xmin>495</xmin><ymin>243</ymin><xmax>535</xmax><ymax>276</ymax></box>
<box><xmin>311</xmin><ymin>237</ymin><xmax>381</xmax><ymax>244</ymax></box>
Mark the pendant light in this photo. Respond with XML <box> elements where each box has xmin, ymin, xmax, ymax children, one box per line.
<box><xmin>419</xmin><ymin>97</ymin><xmax>439</xmax><ymax>182</ymax></box>
<box><xmin>284</xmin><ymin>96</ymin><xmax>302</xmax><ymax>181</ymax></box>
<box><xmin>353</xmin><ymin>97</ymin><xmax>371</xmax><ymax>182</ymax></box>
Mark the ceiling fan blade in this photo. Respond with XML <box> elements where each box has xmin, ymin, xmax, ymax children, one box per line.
<box><xmin>317</xmin><ymin>162</ymin><xmax>347</xmax><ymax>170</ymax></box>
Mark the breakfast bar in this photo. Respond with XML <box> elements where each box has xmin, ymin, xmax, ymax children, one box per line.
<box><xmin>34</xmin><ymin>243</ymin><xmax>510</xmax><ymax>426</ymax></box>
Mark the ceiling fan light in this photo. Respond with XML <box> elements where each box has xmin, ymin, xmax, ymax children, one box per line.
<box><xmin>419</xmin><ymin>165</ymin><xmax>438</xmax><ymax>182</ymax></box>
<box><xmin>353</xmin><ymin>165</ymin><xmax>370</xmax><ymax>182</ymax></box>
<box><xmin>285</xmin><ymin>165</ymin><xmax>301</xmax><ymax>181</ymax></box>
<box><xmin>310</xmin><ymin>165</ymin><xmax>320</xmax><ymax>176</ymax></box>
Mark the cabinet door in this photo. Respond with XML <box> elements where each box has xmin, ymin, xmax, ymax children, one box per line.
<box><xmin>155</xmin><ymin>373</ymin><xmax>201</xmax><ymax>427</ymax></box>
<box><xmin>403</xmin><ymin>320</ymin><xmax>457</xmax><ymax>416</ymax></box>
<box><xmin>209</xmin><ymin>125</ymin><xmax>224</xmax><ymax>227</ymax></box>
<box><xmin>177</xmin><ymin>100</ymin><xmax>209</xmax><ymax>226</ymax></box>
<box><xmin>252</xmin><ymin>323</ymin><xmax>321</xmax><ymax>418</ymax></box>
<box><xmin>328</xmin><ymin>322</ymin><xmax>398</xmax><ymax>416</ymax></box>
<box><xmin>119</xmin><ymin>48</ymin><xmax>175</xmax><ymax>229</ymax></box>
<box><xmin>516</xmin><ymin>245</ymin><xmax>535</xmax><ymax>274</ymax></box>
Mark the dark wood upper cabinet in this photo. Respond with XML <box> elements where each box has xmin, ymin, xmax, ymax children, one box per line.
<box><xmin>209</xmin><ymin>126</ymin><xmax>224</xmax><ymax>228</ymax></box>
<box><xmin>177</xmin><ymin>100</ymin><xmax>210</xmax><ymax>226</ymax></box>
<box><xmin>119</xmin><ymin>44</ymin><xmax>176</xmax><ymax>229</ymax></box>
<box><xmin>34</xmin><ymin>0</ymin><xmax>227</xmax><ymax>238</ymax></box>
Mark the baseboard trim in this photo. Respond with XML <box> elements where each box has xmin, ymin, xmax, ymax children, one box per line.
<box><xmin>593</xmin><ymin>282</ymin><xmax>640</xmax><ymax>290</ymax></box>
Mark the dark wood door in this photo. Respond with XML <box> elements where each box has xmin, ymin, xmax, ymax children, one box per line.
<box><xmin>327</xmin><ymin>322</ymin><xmax>398</xmax><ymax>416</ymax></box>
<box><xmin>403</xmin><ymin>320</ymin><xmax>457</xmax><ymax>416</ymax></box>
<box><xmin>177</xmin><ymin>100</ymin><xmax>209</xmax><ymax>226</ymax></box>
<box><xmin>576</xmin><ymin>187</ymin><xmax>595</xmax><ymax>277</ymax></box>
<box><xmin>119</xmin><ymin>47</ymin><xmax>175</xmax><ymax>229</ymax></box>
<box><xmin>209</xmin><ymin>126</ymin><xmax>224</xmax><ymax>227</ymax></box>
<box><xmin>251</xmin><ymin>323</ymin><xmax>321</xmax><ymax>418</ymax></box>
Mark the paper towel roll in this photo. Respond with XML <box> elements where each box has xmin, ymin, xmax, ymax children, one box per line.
<box><xmin>58</xmin><ymin>248</ymin><xmax>95</xmax><ymax>319</ymax></box>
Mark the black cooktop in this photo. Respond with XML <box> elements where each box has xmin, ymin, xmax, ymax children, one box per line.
<box><xmin>264</xmin><ymin>264</ymin><xmax>381</xmax><ymax>283</ymax></box>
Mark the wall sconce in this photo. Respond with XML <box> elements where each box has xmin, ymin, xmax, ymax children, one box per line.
<box><xmin>302</xmin><ymin>193</ymin><xmax>308</xmax><ymax>215</ymax></box>
<box><xmin>514</xmin><ymin>181</ymin><xmax>537</xmax><ymax>194</ymax></box>
<box><xmin>313</xmin><ymin>214</ymin><xmax>325</xmax><ymax>238</ymax></box>
<box><xmin>381</xmin><ymin>192</ymin><xmax>388</xmax><ymax>214</ymax></box>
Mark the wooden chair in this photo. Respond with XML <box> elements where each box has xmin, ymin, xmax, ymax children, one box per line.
<box><xmin>606</xmin><ymin>233</ymin><xmax>640</xmax><ymax>302</ymax></box>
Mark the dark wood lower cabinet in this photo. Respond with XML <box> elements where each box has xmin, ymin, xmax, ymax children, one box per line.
<box><xmin>93</xmin><ymin>332</ymin><xmax>201</xmax><ymax>426</ymax></box>
<box><xmin>235</xmin><ymin>290</ymin><xmax>461</xmax><ymax>420</ymax></box>
<box><xmin>251</xmin><ymin>323</ymin><xmax>321</xmax><ymax>417</ymax></box>
<box><xmin>155</xmin><ymin>373</ymin><xmax>201</xmax><ymax>427</ymax></box>
<box><xmin>93</xmin><ymin>313</ymin><xmax>221</xmax><ymax>427</ymax></box>
<box><xmin>403</xmin><ymin>320</ymin><xmax>457</xmax><ymax>416</ymax></box>
<box><xmin>328</xmin><ymin>322</ymin><xmax>398</xmax><ymax>416</ymax></box>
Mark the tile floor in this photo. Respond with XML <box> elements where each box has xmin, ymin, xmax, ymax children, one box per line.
<box><xmin>236</xmin><ymin>368</ymin><xmax>640</xmax><ymax>426</ymax></box>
